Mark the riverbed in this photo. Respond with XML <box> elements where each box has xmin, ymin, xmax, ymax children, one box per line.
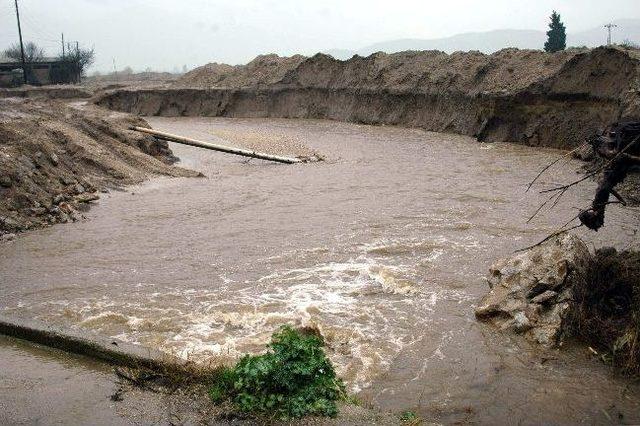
<box><xmin>2</xmin><ymin>117</ymin><xmax>639</xmax><ymax>423</ymax></box>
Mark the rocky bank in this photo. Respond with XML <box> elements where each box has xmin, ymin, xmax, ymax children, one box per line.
<box><xmin>0</xmin><ymin>98</ymin><xmax>199</xmax><ymax>237</ymax></box>
<box><xmin>475</xmin><ymin>234</ymin><xmax>591</xmax><ymax>346</ymax></box>
<box><xmin>476</xmin><ymin>233</ymin><xmax>640</xmax><ymax>374</ymax></box>
<box><xmin>96</xmin><ymin>46</ymin><xmax>640</xmax><ymax>149</ymax></box>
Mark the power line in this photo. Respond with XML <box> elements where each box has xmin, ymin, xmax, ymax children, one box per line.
<box><xmin>16</xmin><ymin>0</ymin><xmax>60</xmax><ymax>41</ymax></box>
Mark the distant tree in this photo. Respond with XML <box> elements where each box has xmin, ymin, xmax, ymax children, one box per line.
<box><xmin>544</xmin><ymin>11</ymin><xmax>566</xmax><ymax>53</ymax></box>
<box><xmin>59</xmin><ymin>45</ymin><xmax>95</xmax><ymax>79</ymax></box>
<box><xmin>121</xmin><ymin>66</ymin><xmax>133</xmax><ymax>75</ymax></box>
<box><xmin>4</xmin><ymin>41</ymin><xmax>45</xmax><ymax>62</ymax></box>
<box><xmin>55</xmin><ymin>44</ymin><xmax>95</xmax><ymax>83</ymax></box>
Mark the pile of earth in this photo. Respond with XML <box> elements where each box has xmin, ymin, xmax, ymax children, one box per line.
<box><xmin>174</xmin><ymin>48</ymin><xmax>587</xmax><ymax>93</ymax></box>
<box><xmin>0</xmin><ymin>98</ymin><xmax>199</xmax><ymax>238</ymax></box>
<box><xmin>97</xmin><ymin>46</ymin><xmax>640</xmax><ymax>149</ymax></box>
<box><xmin>83</xmin><ymin>71</ymin><xmax>181</xmax><ymax>92</ymax></box>
<box><xmin>174</xmin><ymin>54</ymin><xmax>306</xmax><ymax>88</ymax></box>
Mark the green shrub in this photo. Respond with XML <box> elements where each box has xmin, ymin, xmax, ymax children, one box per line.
<box><xmin>208</xmin><ymin>326</ymin><xmax>346</xmax><ymax>419</ymax></box>
<box><xmin>400</xmin><ymin>410</ymin><xmax>419</xmax><ymax>423</ymax></box>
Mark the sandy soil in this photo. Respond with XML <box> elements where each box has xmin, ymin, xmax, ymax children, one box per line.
<box><xmin>175</xmin><ymin>54</ymin><xmax>306</xmax><ymax>89</ymax></box>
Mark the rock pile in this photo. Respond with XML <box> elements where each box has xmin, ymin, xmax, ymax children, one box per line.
<box><xmin>475</xmin><ymin>233</ymin><xmax>591</xmax><ymax>346</ymax></box>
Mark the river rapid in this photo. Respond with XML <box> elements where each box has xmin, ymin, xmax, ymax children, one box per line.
<box><xmin>2</xmin><ymin>117</ymin><xmax>639</xmax><ymax>424</ymax></box>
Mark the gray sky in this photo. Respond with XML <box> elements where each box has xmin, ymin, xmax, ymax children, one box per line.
<box><xmin>1</xmin><ymin>0</ymin><xmax>639</xmax><ymax>72</ymax></box>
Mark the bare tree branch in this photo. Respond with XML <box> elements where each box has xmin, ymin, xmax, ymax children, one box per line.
<box><xmin>525</xmin><ymin>144</ymin><xmax>585</xmax><ymax>193</ymax></box>
<box><xmin>3</xmin><ymin>42</ymin><xmax>45</xmax><ymax>63</ymax></box>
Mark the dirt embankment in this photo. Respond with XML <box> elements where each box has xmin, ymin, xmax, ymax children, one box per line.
<box><xmin>0</xmin><ymin>98</ymin><xmax>199</xmax><ymax>237</ymax></box>
<box><xmin>0</xmin><ymin>85</ymin><xmax>92</xmax><ymax>100</ymax></box>
<box><xmin>174</xmin><ymin>54</ymin><xmax>307</xmax><ymax>88</ymax></box>
<box><xmin>96</xmin><ymin>46</ymin><xmax>640</xmax><ymax>149</ymax></box>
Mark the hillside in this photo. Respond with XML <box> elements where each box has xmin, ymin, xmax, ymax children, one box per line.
<box><xmin>324</xmin><ymin>19</ymin><xmax>640</xmax><ymax>59</ymax></box>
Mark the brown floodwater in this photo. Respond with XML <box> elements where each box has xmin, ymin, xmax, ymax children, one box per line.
<box><xmin>2</xmin><ymin>117</ymin><xmax>639</xmax><ymax>424</ymax></box>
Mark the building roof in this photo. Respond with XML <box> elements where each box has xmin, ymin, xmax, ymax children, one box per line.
<box><xmin>0</xmin><ymin>55</ymin><xmax>61</xmax><ymax>63</ymax></box>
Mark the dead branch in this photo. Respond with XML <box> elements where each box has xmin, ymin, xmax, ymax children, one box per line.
<box><xmin>540</xmin><ymin>135</ymin><xmax>639</xmax><ymax>195</ymax></box>
<box><xmin>526</xmin><ymin>144</ymin><xmax>585</xmax><ymax>192</ymax></box>
<box><xmin>527</xmin><ymin>189</ymin><xmax>564</xmax><ymax>223</ymax></box>
<box><xmin>515</xmin><ymin>224</ymin><xmax>583</xmax><ymax>253</ymax></box>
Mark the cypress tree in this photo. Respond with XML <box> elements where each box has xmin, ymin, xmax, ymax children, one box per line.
<box><xmin>544</xmin><ymin>11</ymin><xmax>567</xmax><ymax>53</ymax></box>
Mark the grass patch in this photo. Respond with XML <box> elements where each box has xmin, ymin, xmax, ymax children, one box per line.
<box><xmin>569</xmin><ymin>247</ymin><xmax>640</xmax><ymax>375</ymax></box>
<box><xmin>208</xmin><ymin>325</ymin><xmax>347</xmax><ymax>419</ymax></box>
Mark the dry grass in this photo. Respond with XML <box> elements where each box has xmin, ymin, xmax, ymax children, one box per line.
<box><xmin>569</xmin><ymin>248</ymin><xmax>640</xmax><ymax>375</ymax></box>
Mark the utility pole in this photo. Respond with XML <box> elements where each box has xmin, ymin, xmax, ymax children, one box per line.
<box><xmin>13</xmin><ymin>0</ymin><xmax>27</xmax><ymax>84</ymax></box>
<box><xmin>604</xmin><ymin>23</ymin><xmax>618</xmax><ymax>45</ymax></box>
<box><xmin>61</xmin><ymin>33</ymin><xmax>65</xmax><ymax>59</ymax></box>
<box><xmin>76</xmin><ymin>41</ymin><xmax>80</xmax><ymax>83</ymax></box>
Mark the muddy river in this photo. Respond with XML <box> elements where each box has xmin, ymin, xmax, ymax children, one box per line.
<box><xmin>2</xmin><ymin>118</ymin><xmax>639</xmax><ymax>423</ymax></box>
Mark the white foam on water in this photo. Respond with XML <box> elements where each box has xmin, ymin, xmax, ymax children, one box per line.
<box><xmin>22</xmin><ymin>234</ymin><xmax>480</xmax><ymax>392</ymax></box>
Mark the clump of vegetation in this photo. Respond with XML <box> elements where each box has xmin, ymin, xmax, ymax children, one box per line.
<box><xmin>208</xmin><ymin>325</ymin><xmax>346</xmax><ymax>419</ymax></box>
<box><xmin>619</xmin><ymin>39</ymin><xmax>640</xmax><ymax>50</ymax></box>
<box><xmin>400</xmin><ymin>410</ymin><xmax>421</xmax><ymax>424</ymax></box>
<box><xmin>569</xmin><ymin>248</ymin><xmax>640</xmax><ymax>375</ymax></box>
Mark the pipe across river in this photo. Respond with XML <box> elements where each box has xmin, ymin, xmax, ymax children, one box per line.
<box><xmin>1</xmin><ymin>117</ymin><xmax>639</xmax><ymax>423</ymax></box>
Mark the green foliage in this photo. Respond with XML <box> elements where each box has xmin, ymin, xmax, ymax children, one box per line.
<box><xmin>400</xmin><ymin>410</ymin><xmax>420</xmax><ymax>423</ymax></box>
<box><xmin>208</xmin><ymin>326</ymin><xmax>346</xmax><ymax>419</ymax></box>
<box><xmin>544</xmin><ymin>11</ymin><xmax>567</xmax><ymax>53</ymax></box>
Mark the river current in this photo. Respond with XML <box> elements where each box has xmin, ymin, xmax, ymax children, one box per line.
<box><xmin>2</xmin><ymin>117</ymin><xmax>639</xmax><ymax>423</ymax></box>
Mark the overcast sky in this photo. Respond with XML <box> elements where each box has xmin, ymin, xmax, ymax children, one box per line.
<box><xmin>1</xmin><ymin>0</ymin><xmax>639</xmax><ymax>72</ymax></box>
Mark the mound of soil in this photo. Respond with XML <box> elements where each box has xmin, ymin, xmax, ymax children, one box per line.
<box><xmin>0</xmin><ymin>98</ymin><xmax>199</xmax><ymax>236</ymax></box>
<box><xmin>278</xmin><ymin>48</ymin><xmax>583</xmax><ymax>95</ymax></box>
<box><xmin>82</xmin><ymin>72</ymin><xmax>180</xmax><ymax>92</ymax></box>
<box><xmin>98</xmin><ymin>46</ymin><xmax>640</xmax><ymax>150</ymax></box>
<box><xmin>569</xmin><ymin>248</ymin><xmax>640</xmax><ymax>375</ymax></box>
<box><xmin>174</xmin><ymin>54</ymin><xmax>306</xmax><ymax>88</ymax></box>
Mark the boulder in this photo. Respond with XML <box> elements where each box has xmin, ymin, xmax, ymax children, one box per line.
<box><xmin>475</xmin><ymin>234</ymin><xmax>591</xmax><ymax>346</ymax></box>
<box><xmin>74</xmin><ymin>193</ymin><xmax>99</xmax><ymax>203</ymax></box>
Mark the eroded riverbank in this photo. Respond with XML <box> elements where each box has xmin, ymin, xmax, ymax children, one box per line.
<box><xmin>2</xmin><ymin>117</ymin><xmax>639</xmax><ymax>423</ymax></box>
<box><xmin>97</xmin><ymin>46</ymin><xmax>640</xmax><ymax>149</ymax></box>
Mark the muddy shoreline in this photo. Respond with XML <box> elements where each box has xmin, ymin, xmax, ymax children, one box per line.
<box><xmin>0</xmin><ymin>98</ymin><xmax>199</xmax><ymax>236</ymax></box>
<box><xmin>97</xmin><ymin>46</ymin><xmax>640</xmax><ymax>149</ymax></box>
